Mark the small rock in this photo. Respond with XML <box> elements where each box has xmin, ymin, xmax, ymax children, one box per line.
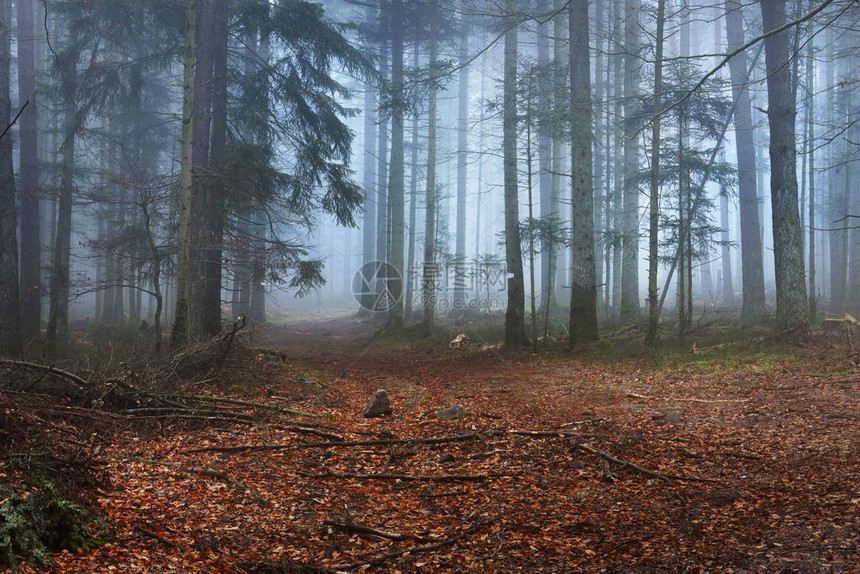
<box><xmin>435</xmin><ymin>405</ymin><xmax>464</xmax><ymax>421</ymax></box>
<box><xmin>664</xmin><ymin>411</ymin><xmax>682</xmax><ymax>424</ymax></box>
<box><xmin>364</xmin><ymin>389</ymin><xmax>393</xmax><ymax>418</ymax></box>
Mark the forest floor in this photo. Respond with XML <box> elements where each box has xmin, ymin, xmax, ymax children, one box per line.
<box><xmin>7</xmin><ymin>314</ymin><xmax>860</xmax><ymax>573</ymax></box>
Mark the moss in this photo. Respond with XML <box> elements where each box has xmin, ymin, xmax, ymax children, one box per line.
<box><xmin>0</xmin><ymin>480</ymin><xmax>105</xmax><ymax>571</ymax></box>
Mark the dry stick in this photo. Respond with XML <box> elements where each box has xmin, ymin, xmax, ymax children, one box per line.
<box><xmin>330</xmin><ymin>520</ymin><xmax>493</xmax><ymax>570</ymax></box>
<box><xmin>124</xmin><ymin>407</ymin><xmax>257</xmax><ymax>419</ymax></box>
<box><xmin>135</xmin><ymin>526</ymin><xmax>181</xmax><ymax>549</ymax></box>
<box><xmin>297</xmin><ymin>471</ymin><xmax>498</xmax><ymax>482</ymax></box>
<box><xmin>185</xmin><ymin>432</ymin><xmax>480</xmax><ymax>454</ymax></box>
<box><xmin>0</xmin><ymin>359</ymin><xmax>88</xmax><ymax>387</ymax></box>
<box><xmin>625</xmin><ymin>392</ymin><xmax>749</xmax><ymax>403</ymax></box>
<box><xmin>323</xmin><ymin>520</ymin><xmax>445</xmax><ymax>544</ymax></box>
<box><xmin>576</xmin><ymin>443</ymin><xmax>720</xmax><ymax>484</ymax></box>
<box><xmin>170</xmin><ymin>393</ymin><xmax>319</xmax><ymax>417</ymax></box>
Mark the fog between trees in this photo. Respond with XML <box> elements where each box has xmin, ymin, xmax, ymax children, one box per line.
<box><xmin>0</xmin><ymin>0</ymin><xmax>858</xmax><ymax>354</ymax></box>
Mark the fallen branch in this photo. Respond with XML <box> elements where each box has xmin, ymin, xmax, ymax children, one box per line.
<box><xmin>625</xmin><ymin>392</ymin><xmax>748</xmax><ymax>403</ymax></box>
<box><xmin>135</xmin><ymin>525</ymin><xmax>181</xmax><ymax>549</ymax></box>
<box><xmin>330</xmin><ymin>519</ymin><xmax>494</xmax><ymax>570</ymax></box>
<box><xmin>297</xmin><ymin>471</ymin><xmax>498</xmax><ymax>482</ymax></box>
<box><xmin>167</xmin><ymin>393</ymin><xmax>319</xmax><ymax>417</ymax></box>
<box><xmin>0</xmin><ymin>359</ymin><xmax>88</xmax><ymax>387</ymax></box>
<box><xmin>323</xmin><ymin>520</ymin><xmax>445</xmax><ymax>543</ymax></box>
<box><xmin>124</xmin><ymin>407</ymin><xmax>256</xmax><ymax>420</ymax></box>
<box><xmin>576</xmin><ymin>444</ymin><xmax>720</xmax><ymax>484</ymax></box>
<box><xmin>185</xmin><ymin>432</ymin><xmax>479</xmax><ymax>454</ymax></box>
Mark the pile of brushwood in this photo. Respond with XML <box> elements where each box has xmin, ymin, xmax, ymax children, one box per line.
<box><xmin>0</xmin><ymin>318</ymin><xmax>299</xmax><ymax>570</ymax></box>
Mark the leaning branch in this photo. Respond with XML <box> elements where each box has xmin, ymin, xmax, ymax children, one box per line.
<box><xmin>0</xmin><ymin>359</ymin><xmax>88</xmax><ymax>388</ymax></box>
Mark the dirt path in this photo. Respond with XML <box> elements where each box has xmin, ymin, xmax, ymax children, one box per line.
<box><xmin>45</xmin><ymin>319</ymin><xmax>860</xmax><ymax>573</ymax></box>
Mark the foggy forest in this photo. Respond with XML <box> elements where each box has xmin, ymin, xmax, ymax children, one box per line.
<box><xmin>0</xmin><ymin>0</ymin><xmax>858</xmax><ymax>571</ymax></box>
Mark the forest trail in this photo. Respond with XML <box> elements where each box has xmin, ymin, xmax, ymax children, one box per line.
<box><xmin>40</xmin><ymin>319</ymin><xmax>860</xmax><ymax>573</ymax></box>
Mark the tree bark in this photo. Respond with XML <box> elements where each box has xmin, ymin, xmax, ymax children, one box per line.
<box><xmin>760</xmin><ymin>0</ymin><xmax>807</xmax><ymax>329</ymax></box>
<box><xmin>619</xmin><ymin>0</ymin><xmax>641</xmax><ymax>320</ymax></box>
<box><xmin>503</xmin><ymin>0</ymin><xmax>528</xmax><ymax>346</ymax></box>
<box><xmin>0</xmin><ymin>0</ymin><xmax>20</xmax><ymax>355</ymax></box>
<box><xmin>17</xmin><ymin>0</ymin><xmax>40</xmax><ymax>340</ymax></box>
<box><xmin>724</xmin><ymin>0</ymin><xmax>765</xmax><ymax>317</ymax></box>
<box><xmin>171</xmin><ymin>0</ymin><xmax>197</xmax><ymax>347</ymax></box>
<box><xmin>422</xmin><ymin>5</ymin><xmax>438</xmax><ymax>337</ymax></box>
<box><xmin>645</xmin><ymin>0</ymin><xmax>665</xmax><ymax>345</ymax></box>
<box><xmin>568</xmin><ymin>0</ymin><xmax>598</xmax><ymax>346</ymax></box>
<box><xmin>201</xmin><ymin>0</ymin><xmax>228</xmax><ymax>336</ymax></box>
<box><xmin>387</xmin><ymin>0</ymin><xmax>405</xmax><ymax>327</ymax></box>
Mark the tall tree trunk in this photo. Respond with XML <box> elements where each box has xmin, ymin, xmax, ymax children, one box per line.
<box><xmin>537</xmin><ymin>0</ymin><xmax>552</xmax><ymax>313</ymax></box>
<box><xmin>548</xmin><ymin>0</ymin><xmax>567</xmax><ymax>312</ymax></box>
<box><xmin>592</xmin><ymin>0</ymin><xmax>604</xmax><ymax>316</ymax></box>
<box><xmin>0</xmin><ymin>0</ymin><xmax>20</xmax><ymax>355</ymax></box>
<box><xmin>760</xmin><ymin>0</ymin><xmax>807</xmax><ymax>329</ymax></box>
<box><xmin>422</xmin><ymin>5</ymin><xmax>438</xmax><ymax>337</ymax></box>
<box><xmin>454</xmin><ymin>16</ymin><xmax>469</xmax><ymax>312</ymax></box>
<box><xmin>190</xmin><ymin>0</ymin><xmax>216</xmax><ymax>336</ymax></box>
<box><xmin>201</xmin><ymin>0</ymin><xmax>228</xmax><ymax>337</ymax></box>
<box><xmin>568</xmin><ymin>0</ymin><xmax>598</xmax><ymax>346</ymax></box>
<box><xmin>619</xmin><ymin>0</ymin><xmax>641</xmax><ymax>320</ymax></box>
<box><xmin>387</xmin><ymin>0</ymin><xmax>405</xmax><ymax>326</ymax></box>
<box><xmin>805</xmin><ymin>24</ymin><xmax>816</xmax><ymax>322</ymax></box>
<box><xmin>171</xmin><ymin>0</ymin><xmax>197</xmax><ymax>347</ymax></box>
<box><xmin>724</xmin><ymin>0</ymin><xmax>766</xmax><ymax>317</ymax></box>
<box><xmin>645</xmin><ymin>0</ymin><xmax>665</xmax><ymax>345</ymax></box>
<box><xmin>405</xmin><ymin>50</ymin><xmax>420</xmax><ymax>323</ymax></box>
<box><xmin>46</xmin><ymin>83</ymin><xmax>76</xmax><ymax>350</ymax></box>
<box><xmin>17</xmin><ymin>0</ymin><xmax>40</xmax><ymax>340</ymax></box>
<box><xmin>503</xmin><ymin>0</ymin><xmax>528</xmax><ymax>346</ymax></box>
<box><xmin>359</xmin><ymin>5</ymin><xmax>377</xmax><ymax>317</ymax></box>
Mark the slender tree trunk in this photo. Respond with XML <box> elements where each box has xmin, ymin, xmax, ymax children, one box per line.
<box><xmin>805</xmin><ymin>27</ymin><xmax>816</xmax><ymax>322</ymax></box>
<box><xmin>201</xmin><ymin>0</ymin><xmax>228</xmax><ymax>336</ymax></box>
<box><xmin>387</xmin><ymin>0</ymin><xmax>405</xmax><ymax>327</ymax></box>
<box><xmin>568</xmin><ymin>0</ymin><xmax>598</xmax><ymax>346</ymax></box>
<box><xmin>17</xmin><ymin>0</ymin><xmax>40</xmax><ymax>340</ymax></box>
<box><xmin>359</xmin><ymin>5</ymin><xmax>377</xmax><ymax>317</ymax></box>
<box><xmin>620</xmin><ymin>0</ymin><xmax>641</xmax><ymax>320</ymax></box>
<box><xmin>724</xmin><ymin>0</ymin><xmax>765</xmax><ymax>317</ymax></box>
<box><xmin>422</xmin><ymin>6</ymin><xmax>438</xmax><ymax>336</ymax></box>
<box><xmin>503</xmin><ymin>0</ymin><xmax>528</xmax><ymax>346</ymax></box>
<box><xmin>548</xmin><ymin>0</ymin><xmax>567</xmax><ymax>312</ymax></box>
<box><xmin>453</xmin><ymin>16</ymin><xmax>469</xmax><ymax>311</ymax></box>
<box><xmin>645</xmin><ymin>0</ymin><xmax>665</xmax><ymax>345</ymax></box>
<box><xmin>405</xmin><ymin>50</ymin><xmax>420</xmax><ymax>322</ymax></box>
<box><xmin>760</xmin><ymin>0</ymin><xmax>807</xmax><ymax>329</ymax></box>
<box><xmin>537</xmin><ymin>0</ymin><xmax>552</xmax><ymax>313</ymax></box>
<box><xmin>171</xmin><ymin>0</ymin><xmax>197</xmax><ymax>347</ymax></box>
<box><xmin>189</xmin><ymin>0</ymin><xmax>216</xmax><ymax>337</ymax></box>
<box><xmin>592</xmin><ymin>0</ymin><xmax>604</xmax><ymax>317</ymax></box>
<box><xmin>0</xmin><ymin>0</ymin><xmax>20</xmax><ymax>355</ymax></box>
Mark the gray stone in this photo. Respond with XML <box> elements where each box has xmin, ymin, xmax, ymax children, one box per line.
<box><xmin>435</xmin><ymin>405</ymin><xmax>464</xmax><ymax>421</ymax></box>
<box><xmin>664</xmin><ymin>411</ymin><xmax>681</xmax><ymax>424</ymax></box>
<box><xmin>363</xmin><ymin>389</ymin><xmax>392</xmax><ymax>418</ymax></box>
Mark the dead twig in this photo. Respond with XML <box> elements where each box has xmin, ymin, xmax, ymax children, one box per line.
<box><xmin>297</xmin><ymin>471</ymin><xmax>499</xmax><ymax>482</ymax></box>
<box><xmin>576</xmin><ymin>443</ymin><xmax>720</xmax><ymax>484</ymax></box>
<box><xmin>625</xmin><ymin>392</ymin><xmax>748</xmax><ymax>403</ymax></box>
<box><xmin>185</xmin><ymin>432</ymin><xmax>480</xmax><ymax>454</ymax></box>
<box><xmin>323</xmin><ymin>520</ymin><xmax>445</xmax><ymax>543</ymax></box>
<box><xmin>0</xmin><ymin>359</ymin><xmax>88</xmax><ymax>388</ymax></box>
<box><xmin>135</xmin><ymin>525</ymin><xmax>181</xmax><ymax>549</ymax></box>
<box><xmin>330</xmin><ymin>519</ymin><xmax>494</xmax><ymax>570</ymax></box>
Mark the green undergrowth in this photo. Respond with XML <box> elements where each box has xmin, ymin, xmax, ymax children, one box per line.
<box><xmin>0</xmin><ymin>479</ymin><xmax>106</xmax><ymax>572</ymax></box>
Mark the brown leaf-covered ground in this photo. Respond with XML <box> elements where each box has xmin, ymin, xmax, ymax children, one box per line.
<box><xmin>25</xmin><ymin>318</ymin><xmax>860</xmax><ymax>572</ymax></box>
